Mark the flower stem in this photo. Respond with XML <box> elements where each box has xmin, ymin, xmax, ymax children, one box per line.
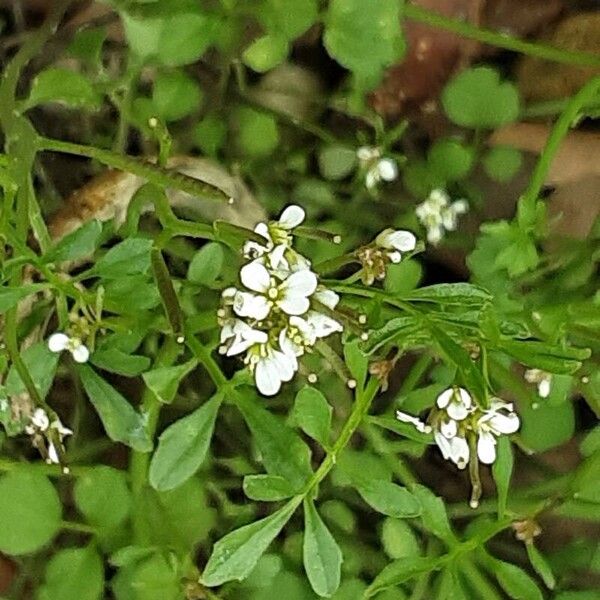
<box><xmin>404</xmin><ymin>3</ymin><xmax>600</xmax><ymax>69</ymax></box>
<box><xmin>36</xmin><ymin>136</ymin><xmax>230</xmax><ymax>203</ymax></box>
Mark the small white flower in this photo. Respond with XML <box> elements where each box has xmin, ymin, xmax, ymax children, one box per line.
<box><xmin>357</xmin><ymin>146</ymin><xmax>398</xmax><ymax>190</ymax></box>
<box><xmin>416</xmin><ymin>189</ymin><xmax>468</xmax><ymax>245</ymax></box>
<box><xmin>219</xmin><ymin>319</ymin><xmax>268</xmax><ymax>356</ymax></box>
<box><xmin>396</xmin><ymin>410</ymin><xmax>432</xmax><ymax>434</ymax></box>
<box><xmin>434</xmin><ymin>429</ymin><xmax>470</xmax><ymax>469</ymax></box>
<box><xmin>313</xmin><ymin>288</ymin><xmax>340</xmax><ymax>310</ymax></box>
<box><xmin>436</xmin><ymin>387</ymin><xmax>473</xmax><ymax>421</ymax></box>
<box><xmin>46</xmin><ymin>419</ymin><xmax>73</xmax><ymax>465</ymax></box>
<box><xmin>476</xmin><ymin>399</ymin><xmax>520</xmax><ymax>467</ymax></box>
<box><xmin>25</xmin><ymin>408</ymin><xmax>50</xmax><ymax>435</ymax></box>
<box><xmin>234</xmin><ymin>262</ymin><xmax>318</xmax><ymax>320</ymax></box>
<box><xmin>246</xmin><ymin>343</ymin><xmax>297</xmax><ymax>396</ymax></box>
<box><xmin>524</xmin><ymin>369</ymin><xmax>552</xmax><ymax>399</ymax></box>
<box><xmin>375</xmin><ymin>229</ymin><xmax>417</xmax><ymax>264</ymax></box>
<box><xmin>280</xmin><ymin>312</ymin><xmax>343</xmax><ymax>360</ymax></box>
<box><xmin>357</xmin><ymin>146</ymin><xmax>381</xmax><ymax>163</ymax></box>
<box><xmin>376</xmin><ymin>158</ymin><xmax>399</xmax><ymax>182</ymax></box>
<box><xmin>48</xmin><ymin>332</ymin><xmax>90</xmax><ymax>363</ymax></box>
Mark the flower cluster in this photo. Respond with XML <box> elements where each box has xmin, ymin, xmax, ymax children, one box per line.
<box><xmin>219</xmin><ymin>206</ymin><xmax>343</xmax><ymax>396</ymax></box>
<box><xmin>416</xmin><ymin>188</ymin><xmax>468</xmax><ymax>244</ymax></box>
<box><xmin>25</xmin><ymin>408</ymin><xmax>72</xmax><ymax>467</ymax></box>
<box><xmin>356</xmin><ymin>146</ymin><xmax>398</xmax><ymax>190</ymax></box>
<box><xmin>357</xmin><ymin>228</ymin><xmax>417</xmax><ymax>285</ymax></box>
<box><xmin>397</xmin><ymin>387</ymin><xmax>520</xmax><ymax>468</ymax></box>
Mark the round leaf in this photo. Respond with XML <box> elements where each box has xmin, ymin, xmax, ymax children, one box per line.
<box><xmin>483</xmin><ymin>146</ymin><xmax>522</xmax><ymax>182</ymax></box>
<box><xmin>0</xmin><ymin>470</ymin><xmax>62</xmax><ymax>555</ymax></box>
<box><xmin>243</xmin><ymin>35</ymin><xmax>289</xmax><ymax>73</ymax></box>
<box><xmin>152</xmin><ymin>70</ymin><xmax>202</xmax><ymax>121</ymax></box>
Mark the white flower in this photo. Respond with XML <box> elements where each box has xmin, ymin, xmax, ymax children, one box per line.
<box><xmin>25</xmin><ymin>409</ymin><xmax>72</xmax><ymax>465</ymax></box>
<box><xmin>476</xmin><ymin>399</ymin><xmax>520</xmax><ymax>464</ymax></box>
<box><xmin>245</xmin><ymin>342</ymin><xmax>297</xmax><ymax>396</ymax></box>
<box><xmin>524</xmin><ymin>369</ymin><xmax>552</xmax><ymax>399</ymax></box>
<box><xmin>416</xmin><ymin>189</ymin><xmax>468</xmax><ymax>245</ymax></box>
<box><xmin>25</xmin><ymin>408</ymin><xmax>50</xmax><ymax>434</ymax></box>
<box><xmin>436</xmin><ymin>387</ymin><xmax>473</xmax><ymax>421</ymax></box>
<box><xmin>396</xmin><ymin>410</ymin><xmax>432</xmax><ymax>434</ymax></box>
<box><xmin>48</xmin><ymin>332</ymin><xmax>90</xmax><ymax>363</ymax></box>
<box><xmin>357</xmin><ymin>146</ymin><xmax>398</xmax><ymax>190</ymax></box>
<box><xmin>219</xmin><ymin>319</ymin><xmax>268</xmax><ymax>356</ymax></box>
<box><xmin>357</xmin><ymin>146</ymin><xmax>381</xmax><ymax>163</ymax></box>
<box><xmin>47</xmin><ymin>419</ymin><xmax>73</xmax><ymax>465</ymax></box>
<box><xmin>234</xmin><ymin>262</ymin><xmax>317</xmax><ymax>320</ymax></box>
<box><xmin>313</xmin><ymin>288</ymin><xmax>340</xmax><ymax>310</ymax></box>
<box><xmin>434</xmin><ymin>429</ymin><xmax>470</xmax><ymax>469</ymax></box>
<box><xmin>375</xmin><ymin>229</ymin><xmax>417</xmax><ymax>263</ymax></box>
<box><xmin>280</xmin><ymin>312</ymin><xmax>343</xmax><ymax>359</ymax></box>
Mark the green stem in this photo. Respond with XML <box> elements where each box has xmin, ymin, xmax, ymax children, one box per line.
<box><xmin>460</xmin><ymin>557</ymin><xmax>503</xmax><ymax>600</ymax></box>
<box><xmin>151</xmin><ymin>248</ymin><xmax>184</xmax><ymax>337</ymax></box>
<box><xmin>519</xmin><ymin>75</ymin><xmax>600</xmax><ymax>224</ymax></box>
<box><xmin>404</xmin><ymin>3</ymin><xmax>600</xmax><ymax>69</ymax></box>
<box><xmin>36</xmin><ymin>136</ymin><xmax>230</xmax><ymax>202</ymax></box>
<box><xmin>185</xmin><ymin>328</ymin><xmax>229</xmax><ymax>389</ymax></box>
<box><xmin>61</xmin><ymin>520</ymin><xmax>97</xmax><ymax>535</ymax></box>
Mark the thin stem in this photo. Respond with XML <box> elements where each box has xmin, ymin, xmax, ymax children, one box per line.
<box><xmin>518</xmin><ymin>75</ymin><xmax>600</xmax><ymax>224</ymax></box>
<box><xmin>185</xmin><ymin>328</ymin><xmax>229</xmax><ymax>389</ymax></box>
<box><xmin>61</xmin><ymin>520</ymin><xmax>97</xmax><ymax>535</ymax></box>
<box><xmin>460</xmin><ymin>557</ymin><xmax>503</xmax><ymax>600</ymax></box>
<box><xmin>404</xmin><ymin>3</ymin><xmax>600</xmax><ymax>69</ymax></box>
<box><xmin>36</xmin><ymin>136</ymin><xmax>231</xmax><ymax>203</ymax></box>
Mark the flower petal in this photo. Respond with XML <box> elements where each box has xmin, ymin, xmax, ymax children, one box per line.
<box><xmin>48</xmin><ymin>332</ymin><xmax>70</xmax><ymax>353</ymax></box>
<box><xmin>71</xmin><ymin>343</ymin><xmax>90</xmax><ymax>364</ymax></box>
<box><xmin>436</xmin><ymin>388</ymin><xmax>454</xmax><ymax>409</ymax></box>
<box><xmin>396</xmin><ymin>411</ymin><xmax>431</xmax><ymax>434</ymax></box>
<box><xmin>440</xmin><ymin>418</ymin><xmax>458</xmax><ymax>439</ymax></box>
<box><xmin>450</xmin><ymin>436</ymin><xmax>470</xmax><ymax>469</ymax></box>
<box><xmin>314</xmin><ymin>288</ymin><xmax>339</xmax><ymax>310</ymax></box>
<box><xmin>233</xmin><ymin>291</ymin><xmax>271</xmax><ymax>320</ymax></box>
<box><xmin>240</xmin><ymin>261</ymin><xmax>271</xmax><ymax>293</ymax></box>
<box><xmin>487</xmin><ymin>411</ymin><xmax>520</xmax><ymax>435</ymax></box>
<box><xmin>277</xmin><ymin>295</ymin><xmax>310</xmax><ymax>316</ymax></box>
<box><xmin>377</xmin><ymin>158</ymin><xmax>398</xmax><ymax>182</ymax></box>
<box><xmin>281</xmin><ymin>269</ymin><xmax>318</xmax><ymax>299</ymax></box>
<box><xmin>255</xmin><ymin>356</ymin><xmax>282</xmax><ymax>396</ymax></box>
<box><xmin>278</xmin><ymin>205</ymin><xmax>305</xmax><ymax>229</ymax></box>
<box><xmin>306</xmin><ymin>311</ymin><xmax>343</xmax><ymax>338</ymax></box>
<box><xmin>477</xmin><ymin>430</ymin><xmax>497</xmax><ymax>464</ymax></box>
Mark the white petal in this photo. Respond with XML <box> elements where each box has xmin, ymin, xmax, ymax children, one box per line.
<box><xmin>447</xmin><ymin>400</ymin><xmax>469</xmax><ymax>421</ymax></box>
<box><xmin>47</xmin><ymin>443</ymin><xmax>60</xmax><ymax>465</ymax></box>
<box><xmin>377</xmin><ymin>158</ymin><xmax>398</xmax><ymax>182</ymax></box>
<box><xmin>376</xmin><ymin>229</ymin><xmax>417</xmax><ymax>252</ymax></box>
<box><xmin>396</xmin><ymin>411</ymin><xmax>431</xmax><ymax>434</ymax></box>
<box><xmin>427</xmin><ymin>226</ymin><xmax>444</xmax><ymax>245</ymax></box>
<box><xmin>538</xmin><ymin>379</ymin><xmax>551</xmax><ymax>399</ymax></box>
<box><xmin>271</xmin><ymin>349</ymin><xmax>296</xmax><ymax>381</ymax></box>
<box><xmin>48</xmin><ymin>333</ymin><xmax>70</xmax><ymax>353</ymax></box>
<box><xmin>31</xmin><ymin>408</ymin><xmax>50</xmax><ymax>430</ymax></box>
<box><xmin>268</xmin><ymin>244</ymin><xmax>289</xmax><ymax>271</ymax></box>
<box><xmin>429</xmin><ymin>189</ymin><xmax>449</xmax><ymax>207</ymax></box>
<box><xmin>277</xmin><ymin>295</ymin><xmax>310</xmax><ymax>316</ymax></box>
<box><xmin>280</xmin><ymin>330</ymin><xmax>303</xmax><ymax>358</ymax></box>
<box><xmin>71</xmin><ymin>343</ymin><xmax>90</xmax><ymax>364</ymax></box>
<box><xmin>306</xmin><ymin>311</ymin><xmax>343</xmax><ymax>338</ymax></box>
<box><xmin>387</xmin><ymin>251</ymin><xmax>402</xmax><ymax>264</ymax></box>
<box><xmin>434</xmin><ymin>430</ymin><xmax>452</xmax><ymax>460</ymax></box>
<box><xmin>357</xmin><ymin>146</ymin><xmax>378</xmax><ymax>162</ymax></box>
<box><xmin>280</xmin><ymin>269</ymin><xmax>317</xmax><ymax>299</ymax></box>
<box><xmin>314</xmin><ymin>289</ymin><xmax>339</xmax><ymax>310</ymax></box>
<box><xmin>254</xmin><ymin>222</ymin><xmax>272</xmax><ymax>241</ymax></box>
<box><xmin>278</xmin><ymin>205</ymin><xmax>305</xmax><ymax>229</ymax></box>
<box><xmin>441</xmin><ymin>210</ymin><xmax>458</xmax><ymax>231</ymax></box>
<box><xmin>436</xmin><ymin>388</ymin><xmax>454</xmax><ymax>409</ymax></box>
<box><xmin>457</xmin><ymin>388</ymin><xmax>472</xmax><ymax>407</ymax></box>
<box><xmin>487</xmin><ymin>412</ymin><xmax>520</xmax><ymax>435</ymax></box>
<box><xmin>440</xmin><ymin>418</ymin><xmax>458</xmax><ymax>439</ymax></box>
<box><xmin>450</xmin><ymin>436</ymin><xmax>470</xmax><ymax>469</ymax></box>
<box><xmin>477</xmin><ymin>431</ymin><xmax>497</xmax><ymax>464</ymax></box>
<box><xmin>452</xmin><ymin>199</ymin><xmax>469</xmax><ymax>215</ymax></box>
<box><xmin>233</xmin><ymin>291</ymin><xmax>271</xmax><ymax>320</ymax></box>
<box><xmin>255</xmin><ymin>356</ymin><xmax>282</xmax><ymax>396</ymax></box>
<box><xmin>365</xmin><ymin>169</ymin><xmax>379</xmax><ymax>190</ymax></box>
<box><xmin>240</xmin><ymin>261</ymin><xmax>271</xmax><ymax>293</ymax></box>
<box><xmin>220</xmin><ymin>321</ymin><xmax>236</xmax><ymax>343</ymax></box>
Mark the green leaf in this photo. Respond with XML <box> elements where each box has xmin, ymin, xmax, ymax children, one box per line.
<box><xmin>243</xmin><ymin>474</ymin><xmax>296</xmax><ymax>501</ymax></box>
<box><xmin>580</xmin><ymin>425</ymin><xmax>600</xmax><ymax>457</ymax></box>
<box><xmin>25</xmin><ymin>67</ymin><xmax>100</xmax><ymax>110</ymax></box>
<box><xmin>428</xmin><ymin>138</ymin><xmax>474</xmax><ymax>182</ymax></box>
<box><xmin>192</xmin><ymin>115</ymin><xmax>227</xmax><ymax>157</ymax></box>
<box><xmin>0</xmin><ymin>470</ymin><xmax>62</xmax><ymax>555</ymax></box>
<box><xmin>442</xmin><ymin>67</ymin><xmax>520</xmax><ymax>129</ymax></box>
<box><xmin>303</xmin><ymin>499</ymin><xmax>343</xmax><ymax>597</ymax></box>
<box><xmin>103</xmin><ymin>276</ymin><xmax>160</xmax><ymax>312</ymax></box>
<box><xmin>499</xmin><ymin>340</ymin><xmax>590</xmax><ymax>375</ymax></box>
<box><xmin>236</xmin><ymin>107</ymin><xmax>280</xmax><ymax>157</ymax></box>
<box><xmin>406</xmin><ymin>283</ymin><xmax>491</xmax><ymax>306</ymax></box>
<box><xmin>410</xmin><ymin>484</ymin><xmax>456</xmax><ymax>544</ymax></box>
<box><xmin>291</xmin><ymin>386</ymin><xmax>332</xmax><ymax>447</ymax></box>
<box><xmin>366</xmin><ymin>556</ymin><xmax>438</xmax><ymax>597</ymax></box>
<box><xmin>44</xmin><ymin>220</ymin><xmax>102</xmax><ymax>263</ymax></box>
<box><xmin>77</xmin><ymin>364</ymin><xmax>152</xmax><ymax>452</ymax></box>
<box><xmin>142</xmin><ymin>360</ymin><xmax>196</xmax><ymax>405</ymax></box>
<box><xmin>361</xmin><ymin>316</ymin><xmax>423</xmax><ymax>355</ymax></box>
<box><xmin>122</xmin><ymin>10</ymin><xmax>213</xmax><ymax>66</ymax></box>
<box><xmin>324</xmin><ymin>0</ymin><xmax>405</xmax><ymax>87</ymax></box>
<box><xmin>381</xmin><ymin>518</ymin><xmax>420</xmax><ymax>559</ymax></box>
<box><xmin>492</xmin><ymin>435</ymin><xmax>513</xmax><ymax>519</ymax></box>
<box><xmin>38</xmin><ymin>545</ymin><xmax>103</xmax><ymax>600</ymax></box>
<box><xmin>243</xmin><ymin>34</ymin><xmax>289</xmax><ymax>72</ymax></box>
<box><xmin>92</xmin><ymin>237</ymin><xmax>153</xmax><ymax>279</ymax></box>
<box><xmin>68</xmin><ymin>26</ymin><xmax>107</xmax><ymax>65</ymax></box>
<box><xmin>368</xmin><ymin>415</ymin><xmax>433</xmax><ymax>444</ymax></box>
<box><xmin>187</xmin><ymin>243</ymin><xmax>225</xmax><ymax>286</ymax></box>
<box><xmin>384</xmin><ymin>259</ymin><xmax>423</xmax><ymax>295</ymax></box>
<box><xmin>149</xmin><ymin>394</ymin><xmax>222</xmax><ymax>491</ymax></box>
<box><xmin>6</xmin><ymin>342</ymin><xmax>59</xmax><ymax>400</ymax></box>
<box><xmin>344</xmin><ymin>338</ymin><xmax>368</xmax><ymax>389</ymax></box>
<box><xmin>261</xmin><ymin>0</ymin><xmax>318</xmax><ymax>40</ymax></box>
<box><xmin>494</xmin><ymin>560</ymin><xmax>543</xmax><ymax>600</ymax></box>
<box><xmin>483</xmin><ymin>146</ymin><xmax>522</xmax><ymax>182</ymax></box>
<box><xmin>236</xmin><ymin>394</ymin><xmax>312</xmax><ymax>490</ymax></box>
<box><xmin>74</xmin><ymin>466</ymin><xmax>131</xmax><ymax>531</ymax></box>
<box><xmin>519</xmin><ymin>400</ymin><xmax>574</xmax><ymax>452</ymax></box>
<box><xmin>0</xmin><ymin>284</ymin><xmax>46</xmax><ymax>315</ymax></box>
<box><xmin>526</xmin><ymin>542</ymin><xmax>556</xmax><ymax>590</ymax></box>
<box><xmin>152</xmin><ymin>70</ymin><xmax>202</xmax><ymax>121</ymax></box>
<box><xmin>91</xmin><ymin>348</ymin><xmax>151</xmax><ymax>377</ymax></box>
<box><xmin>354</xmin><ymin>480</ymin><xmax>421</xmax><ymax>518</ymax></box>
<box><xmin>318</xmin><ymin>145</ymin><xmax>357</xmax><ymax>181</ymax></box>
<box><xmin>201</xmin><ymin>498</ymin><xmax>299</xmax><ymax>586</ymax></box>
